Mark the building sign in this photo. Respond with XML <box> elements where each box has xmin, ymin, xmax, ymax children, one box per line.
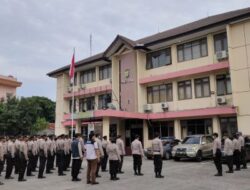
<box><xmin>73</xmin><ymin>111</ymin><xmax>94</xmax><ymax>119</ymax></box>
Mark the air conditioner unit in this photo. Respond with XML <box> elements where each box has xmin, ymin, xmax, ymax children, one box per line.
<box><xmin>80</xmin><ymin>84</ymin><xmax>86</xmax><ymax>89</ymax></box>
<box><xmin>217</xmin><ymin>97</ymin><xmax>227</xmax><ymax>105</ymax></box>
<box><xmin>143</xmin><ymin>104</ymin><xmax>152</xmax><ymax>112</ymax></box>
<box><xmin>216</xmin><ymin>50</ymin><xmax>228</xmax><ymax>60</ymax></box>
<box><xmin>107</xmin><ymin>103</ymin><xmax>116</xmax><ymax>110</ymax></box>
<box><xmin>67</xmin><ymin>86</ymin><xmax>72</xmax><ymax>92</ymax></box>
<box><xmin>161</xmin><ymin>102</ymin><xmax>169</xmax><ymax>110</ymax></box>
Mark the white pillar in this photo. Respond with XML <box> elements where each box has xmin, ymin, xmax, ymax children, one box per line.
<box><xmin>212</xmin><ymin>117</ymin><xmax>220</xmax><ymax>136</ymax></box>
<box><xmin>103</xmin><ymin>117</ymin><xmax>110</xmax><ymax>141</ymax></box>
<box><xmin>174</xmin><ymin>120</ymin><xmax>181</xmax><ymax>139</ymax></box>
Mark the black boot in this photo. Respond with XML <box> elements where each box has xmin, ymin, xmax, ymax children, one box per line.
<box><xmin>138</xmin><ymin>167</ymin><xmax>143</xmax><ymax>176</ymax></box>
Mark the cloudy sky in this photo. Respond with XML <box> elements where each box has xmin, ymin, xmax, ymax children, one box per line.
<box><xmin>0</xmin><ymin>0</ymin><xmax>250</xmax><ymax>100</ymax></box>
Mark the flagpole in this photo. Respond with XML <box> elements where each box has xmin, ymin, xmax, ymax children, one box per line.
<box><xmin>71</xmin><ymin>48</ymin><xmax>75</xmax><ymax>140</ymax></box>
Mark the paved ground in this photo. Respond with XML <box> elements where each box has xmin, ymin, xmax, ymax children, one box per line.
<box><xmin>1</xmin><ymin>157</ymin><xmax>250</xmax><ymax>190</ymax></box>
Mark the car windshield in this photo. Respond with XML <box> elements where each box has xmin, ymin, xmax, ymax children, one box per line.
<box><xmin>182</xmin><ymin>137</ymin><xmax>200</xmax><ymax>144</ymax></box>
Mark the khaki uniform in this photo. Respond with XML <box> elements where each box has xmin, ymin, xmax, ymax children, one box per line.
<box><xmin>131</xmin><ymin>139</ymin><xmax>144</xmax><ymax>156</ymax></box>
<box><xmin>131</xmin><ymin>139</ymin><xmax>144</xmax><ymax>175</ymax></box>
<box><xmin>107</xmin><ymin>143</ymin><xmax>120</xmax><ymax>180</ymax></box>
<box><xmin>213</xmin><ymin>137</ymin><xmax>221</xmax><ymax>155</ymax></box>
<box><xmin>38</xmin><ymin>139</ymin><xmax>47</xmax><ymax>178</ymax></box>
<box><xmin>116</xmin><ymin>138</ymin><xmax>125</xmax><ymax>173</ymax></box>
<box><xmin>101</xmin><ymin>139</ymin><xmax>109</xmax><ymax>171</ymax></box>
<box><xmin>238</xmin><ymin>135</ymin><xmax>247</xmax><ymax>168</ymax></box>
<box><xmin>18</xmin><ymin>141</ymin><xmax>28</xmax><ymax>181</ymax></box>
<box><xmin>56</xmin><ymin>139</ymin><xmax>65</xmax><ymax>175</ymax></box>
<box><xmin>213</xmin><ymin>137</ymin><xmax>222</xmax><ymax>175</ymax></box>
<box><xmin>224</xmin><ymin>138</ymin><xmax>234</xmax><ymax>172</ymax></box>
<box><xmin>152</xmin><ymin>137</ymin><xmax>163</xmax><ymax>177</ymax></box>
<box><xmin>152</xmin><ymin>137</ymin><xmax>163</xmax><ymax>156</ymax></box>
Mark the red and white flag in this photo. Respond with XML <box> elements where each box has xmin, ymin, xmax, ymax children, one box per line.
<box><xmin>69</xmin><ymin>51</ymin><xmax>75</xmax><ymax>79</ymax></box>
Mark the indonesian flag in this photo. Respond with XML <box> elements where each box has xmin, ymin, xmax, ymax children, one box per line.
<box><xmin>69</xmin><ymin>51</ymin><xmax>75</xmax><ymax>79</ymax></box>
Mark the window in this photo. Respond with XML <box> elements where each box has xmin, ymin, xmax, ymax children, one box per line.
<box><xmin>214</xmin><ymin>32</ymin><xmax>228</xmax><ymax>52</ymax></box>
<box><xmin>98</xmin><ymin>94</ymin><xmax>112</xmax><ymax>109</ymax></box>
<box><xmin>181</xmin><ymin>119</ymin><xmax>212</xmax><ymax>137</ymax></box>
<box><xmin>79</xmin><ymin>97</ymin><xmax>95</xmax><ymax>111</ymax></box>
<box><xmin>80</xmin><ymin>68</ymin><xmax>96</xmax><ymax>84</ymax></box>
<box><xmin>146</xmin><ymin>48</ymin><xmax>171</xmax><ymax>69</ymax></box>
<box><xmin>216</xmin><ymin>74</ymin><xmax>232</xmax><ymax>96</ymax></box>
<box><xmin>69</xmin><ymin>99</ymin><xmax>76</xmax><ymax>113</ymax></box>
<box><xmin>177</xmin><ymin>38</ymin><xmax>208</xmax><ymax>62</ymax></box>
<box><xmin>148</xmin><ymin>121</ymin><xmax>174</xmax><ymax>140</ymax></box>
<box><xmin>178</xmin><ymin>80</ymin><xmax>192</xmax><ymax>100</ymax></box>
<box><xmin>147</xmin><ymin>83</ymin><xmax>173</xmax><ymax>103</ymax></box>
<box><xmin>99</xmin><ymin>64</ymin><xmax>112</xmax><ymax>80</ymax></box>
<box><xmin>194</xmin><ymin>77</ymin><xmax>210</xmax><ymax>98</ymax></box>
<box><xmin>220</xmin><ymin>117</ymin><xmax>238</xmax><ymax>137</ymax></box>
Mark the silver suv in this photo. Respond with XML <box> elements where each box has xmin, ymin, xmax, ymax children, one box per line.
<box><xmin>172</xmin><ymin>135</ymin><xmax>213</xmax><ymax>162</ymax></box>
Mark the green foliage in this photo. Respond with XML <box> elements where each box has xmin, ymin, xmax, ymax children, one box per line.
<box><xmin>0</xmin><ymin>96</ymin><xmax>55</xmax><ymax>135</ymax></box>
<box><xmin>32</xmin><ymin>117</ymin><xmax>48</xmax><ymax>134</ymax></box>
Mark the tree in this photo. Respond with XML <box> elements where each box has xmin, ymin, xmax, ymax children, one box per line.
<box><xmin>32</xmin><ymin>117</ymin><xmax>48</xmax><ymax>134</ymax></box>
<box><xmin>0</xmin><ymin>96</ymin><xmax>55</xmax><ymax>135</ymax></box>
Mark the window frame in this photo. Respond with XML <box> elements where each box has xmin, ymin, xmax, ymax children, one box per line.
<box><xmin>216</xmin><ymin>74</ymin><xmax>232</xmax><ymax>96</ymax></box>
<box><xmin>80</xmin><ymin>68</ymin><xmax>96</xmax><ymax>84</ymax></box>
<box><xmin>147</xmin><ymin>83</ymin><xmax>173</xmax><ymax>103</ymax></box>
<box><xmin>177</xmin><ymin>38</ymin><xmax>208</xmax><ymax>62</ymax></box>
<box><xmin>146</xmin><ymin>48</ymin><xmax>172</xmax><ymax>70</ymax></box>
<box><xmin>178</xmin><ymin>80</ymin><xmax>192</xmax><ymax>100</ymax></box>
<box><xmin>194</xmin><ymin>77</ymin><xmax>211</xmax><ymax>98</ymax></box>
<box><xmin>99</xmin><ymin>64</ymin><xmax>112</xmax><ymax>80</ymax></box>
<box><xmin>98</xmin><ymin>93</ymin><xmax>112</xmax><ymax>109</ymax></box>
<box><xmin>214</xmin><ymin>32</ymin><xmax>228</xmax><ymax>53</ymax></box>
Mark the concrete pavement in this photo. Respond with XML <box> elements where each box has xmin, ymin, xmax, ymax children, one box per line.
<box><xmin>1</xmin><ymin>157</ymin><xmax>250</xmax><ymax>190</ymax></box>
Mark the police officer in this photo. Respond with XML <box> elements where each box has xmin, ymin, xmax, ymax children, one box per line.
<box><xmin>95</xmin><ymin>133</ymin><xmax>104</xmax><ymax>177</ymax></box>
<box><xmin>224</xmin><ymin>134</ymin><xmax>234</xmax><ymax>173</ymax></box>
<box><xmin>85</xmin><ymin>132</ymin><xmax>99</xmax><ymax>185</ymax></box>
<box><xmin>56</xmin><ymin>135</ymin><xmax>66</xmax><ymax>176</ymax></box>
<box><xmin>106</xmin><ymin>137</ymin><xmax>120</xmax><ymax>181</ymax></box>
<box><xmin>5</xmin><ymin>136</ymin><xmax>15</xmax><ymax>179</ymax></box>
<box><xmin>212</xmin><ymin>133</ymin><xmax>222</xmax><ymax>176</ymax></box>
<box><xmin>131</xmin><ymin>135</ymin><xmax>144</xmax><ymax>176</ymax></box>
<box><xmin>71</xmin><ymin>133</ymin><xmax>83</xmax><ymax>181</ymax></box>
<box><xmin>14</xmin><ymin>136</ymin><xmax>21</xmax><ymax>174</ymax></box>
<box><xmin>237</xmin><ymin>132</ymin><xmax>247</xmax><ymax>169</ymax></box>
<box><xmin>152</xmin><ymin>132</ymin><xmax>164</xmax><ymax>178</ymax></box>
<box><xmin>27</xmin><ymin>136</ymin><xmax>35</xmax><ymax>176</ymax></box>
<box><xmin>0</xmin><ymin>137</ymin><xmax>4</xmax><ymax>185</ymax></box>
<box><xmin>38</xmin><ymin>135</ymin><xmax>47</xmax><ymax>178</ymax></box>
<box><xmin>63</xmin><ymin>135</ymin><xmax>70</xmax><ymax>171</ymax></box>
<box><xmin>116</xmin><ymin>135</ymin><xmax>125</xmax><ymax>174</ymax></box>
<box><xmin>101</xmin><ymin>136</ymin><xmax>108</xmax><ymax>172</ymax></box>
<box><xmin>32</xmin><ymin>136</ymin><xmax>39</xmax><ymax>172</ymax></box>
<box><xmin>46</xmin><ymin>136</ymin><xmax>53</xmax><ymax>174</ymax></box>
<box><xmin>233</xmin><ymin>134</ymin><xmax>241</xmax><ymax>171</ymax></box>
<box><xmin>18</xmin><ymin>136</ymin><xmax>28</xmax><ymax>182</ymax></box>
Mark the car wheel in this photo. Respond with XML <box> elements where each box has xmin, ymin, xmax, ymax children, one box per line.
<box><xmin>174</xmin><ymin>157</ymin><xmax>180</xmax><ymax>161</ymax></box>
<box><xmin>165</xmin><ymin>152</ymin><xmax>170</xmax><ymax>160</ymax></box>
<box><xmin>196</xmin><ymin>151</ymin><xmax>202</xmax><ymax>162</ymax></box>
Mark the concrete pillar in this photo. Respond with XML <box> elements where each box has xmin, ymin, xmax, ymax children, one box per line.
<box><xmin>103</xmin><ymin>117</ymin><xmax>110</xmax><ymax>141</ymax></box>
<box><xmin>174</xmin><ymin>120</ymin><xmax>181</xmax><ymax>139</ymax></box>
<box><xmin>143</xmin><ymin>120</ymin><xmax>149</xmax><ymax>147</ymax></box>
<box><xmin>212</xmin><ymin>117</ymin><xmax>220</xmax><ymax>136</ymax></box>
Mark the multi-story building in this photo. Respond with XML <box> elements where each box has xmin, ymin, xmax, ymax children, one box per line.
<box><xmin>0</xmin><ymin>74</ymin><xmax>22</xmax><ymax>101</ymax></box>
<box><xmin>48</xmin><ymin>8</ymin><xmax>250</xmax><ymax>152</ymax></box>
